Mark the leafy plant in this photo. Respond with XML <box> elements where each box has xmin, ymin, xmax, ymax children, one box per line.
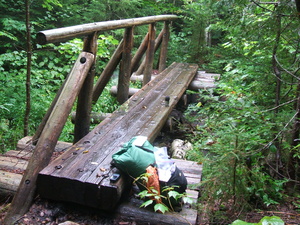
<box><xmin>134</xmin><ymin>173</ymin><xmax>193</xmax><ymax>214</ymax></box>
<box><xmin>231</xmin><ymin>216</ymin><xmax>284</xmax><ymax>225</ymax></box>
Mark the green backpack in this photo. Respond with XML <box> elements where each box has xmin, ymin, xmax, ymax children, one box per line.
<box><xmin>112</xmin><ymin>136</ymin><xmax>155</xmax><ymax>178</ymax></box>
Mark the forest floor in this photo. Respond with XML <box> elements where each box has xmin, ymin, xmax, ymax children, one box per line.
<box><xmin>198</xmin><ymin>197</ymin><xmax>300</xmax><ymax>224</ymax></box>
<box><xmin>1</xmin><ymin>194</ymin><xmax>300</xmax><ymax>224</ymax></box>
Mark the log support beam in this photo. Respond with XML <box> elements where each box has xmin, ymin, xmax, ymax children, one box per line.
<box><xmin>3</xmin><ymin>52</ymin><xmax>94</xmax><ymax>225</ymax></box>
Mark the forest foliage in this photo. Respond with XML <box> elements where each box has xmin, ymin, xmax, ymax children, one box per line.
<box><xmin>1</xmin><ymin>0</ymin><xmax>300</xmax><ymax>222</ymax></box>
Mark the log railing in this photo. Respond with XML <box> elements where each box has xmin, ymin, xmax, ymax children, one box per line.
<box><xmin>34</xmin><ymin>14</ymin><xmax>177</xmax><ymax>144</ymax></box>
<box><xmin>3</xmin><ymin>15</ymin><xmax>178</xmax><ymax>225</ymax></box>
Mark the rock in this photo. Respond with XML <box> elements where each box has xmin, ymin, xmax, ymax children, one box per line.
<box><xmin>170</xmin><ymin>139</ymin><xmax>193</xmax><ymax>159</ymax></box>
<box><xmin>58</xmin><ymin>221</ymin><xmax>80</xmax><ymax>225</ymax></box>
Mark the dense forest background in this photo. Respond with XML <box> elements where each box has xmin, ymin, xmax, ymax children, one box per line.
<box><xmin>1</xmin><ymin>0</ymin><xmax>300</xmax><ymax>223</ymax></box>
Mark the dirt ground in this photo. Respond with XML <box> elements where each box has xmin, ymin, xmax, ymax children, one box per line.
<box><xmin>1</xmin><ymin>195</ymin><xmax>300</xmax><ymax>224</ymax></box>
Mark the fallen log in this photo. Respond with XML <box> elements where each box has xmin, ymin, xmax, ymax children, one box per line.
<box><xmin>0</xmin><ymin>171</ymin><xmax>23</xmax><ymax>198</ymax></box>
<box><xmin>0</xmin><ymin>138</ymin><xmax>72</xmax><ymax>198</ymax></box>
<box><xmin>115</xmin><ymin>197</ymin><xmax>197</xmax><ymax>225</ymax></box>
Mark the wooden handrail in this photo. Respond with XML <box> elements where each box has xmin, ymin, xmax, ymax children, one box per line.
<box><xmin>37</xmin><ymin>15</ymin><xmax>178</xmax><ymax>44</ymax></box>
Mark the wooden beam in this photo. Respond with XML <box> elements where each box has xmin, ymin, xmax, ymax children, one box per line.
<box><xmin>117</xmin><ymin>27</ymin><xmax>134</xmax><ymax>104</ymax></box>
<box><xmin>74</xmin><ymin>32</ymin><xmax>98</xmax><ymax>143</ymax></box>
<box><xmin>0</xmin><ymin>171</ymin><xmax>22</xmax><ymax>197</ymax></box>
<box><xmin>110</xmin><ymin>86</ymin><xmax>140</xmax><ymax>97</ymax></box>
<box><xmin>37</xmin><ymin>15</ymin><xmax>178</xmax><ymax>45</ymax></box>
<box><xmin>37</xmin><ymin>63</ymin><xmax>198</xmax><ymax>211</ymax></box>
<box><xmin>135</xmin><ymin>27</ymin><xmax>164</xmax><ymax>76</ymax></box>
<box><xmin>3</xmin><ymin>52</ymin><xmax>94</xmax><ymax>225</ymax></box>
<box><xmin>92</xmin><ymin>40</ymin><xmax>124</xmax><ymax>103</ymax></box>
<box><xmin>131</xmin><ymin>33</ymin><xmax>149</xmax><ymax>73</ymax></box>
<box><xmin>16</xmin><ymin>136</ymin><xmax>72</xmax><ymax>153</ymax></box>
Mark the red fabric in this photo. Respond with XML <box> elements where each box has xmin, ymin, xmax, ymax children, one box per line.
<box><xmin>145</xmin><ymin>165</ymin><xmax>162</xmax><ymax>204</ymax></box>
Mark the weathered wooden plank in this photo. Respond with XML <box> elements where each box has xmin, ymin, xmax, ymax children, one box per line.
<box><xmin>17</xmin><ymin>136</ymin><xmax>72</xmax><ymax>152</ymax></box>
<box><xmin>3</xmin><ymin>150</ymin><xmax>32</xmax><ymax>160</ymax></box>
<box><xmin>40</xmin><ymin>63</ymin><xmax>180</xmax><ymax>175</ymax></box>
<box><xmin>0</xmin><ymin>171</ymin><xmax>22</xmax><ymax>197</ymax></box>
<box><xmin>173</xmin><ymin>159</ymin><xmax>202</xmax><ymax>179</ymax></box>
<box><xmin>37</xmin><ymin>63</ymin><xmax>198</xmax><ymax>210</ymax></box>
<box><xmin>0</xmin><ymin>156</ymin><xmax>28</xmax><ymax>172</ymax></box>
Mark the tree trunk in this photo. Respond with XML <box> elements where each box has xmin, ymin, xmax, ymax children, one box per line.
<box><xmin>24</xmin><ymin>0</ymin><xmax>31</xmax><ymax>137</ymax></box>
<box><xmin>271</xmin><ymin>13</ymin><xmax>282</xmax><ymax>178</ymax></box>
<box><xmin>288</xmin><ymin>83</ymin><xmax>300</xmax><ymax>190</ymax></box>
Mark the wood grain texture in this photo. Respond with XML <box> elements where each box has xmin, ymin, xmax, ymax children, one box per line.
<box><xmin>37</xmin><ymin>63</ymin><xmax>198</xmax><ymax>210</ymax></box>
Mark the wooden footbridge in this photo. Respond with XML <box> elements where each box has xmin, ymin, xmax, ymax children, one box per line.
<box><xmin>0</xmin><ymin>15</ymin><xmax>220</xmax><ymax>225</ymax></box>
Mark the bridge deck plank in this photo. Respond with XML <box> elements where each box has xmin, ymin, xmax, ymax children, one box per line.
<box><xmin>37</xmin><ymin>62</ymin><xmax>198</xmax><ymax>210</ymax></box>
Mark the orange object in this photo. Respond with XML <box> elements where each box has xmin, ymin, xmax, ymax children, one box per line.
<box><xmin>145</xmin><ymin>165</ymin><xmax>162</xmax><ymax>204</ymax></box>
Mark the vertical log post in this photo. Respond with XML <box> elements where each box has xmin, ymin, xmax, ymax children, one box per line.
<box><xmin>92</xmin><ymin>40</ymin><xmax>124</xmax><ymax>103</ymax></box>
<box><xmin>3</xmin><ymin>52</ymin><xmax>94</xmax><ymax>225</ymax></box>
<box><xmin>158</xmin><ymin>21</ymin><xmax>170</xmax><ymax>72</ymax></box>
<box><xmin>74</xmin><ymin>32</ymin><xmax>98</xmax><ymax>143</ymax></box>
<box><xmin>117</xmin><ymin>27</ymin><xmax>134</xmax><ymax>104</ymax></box>
<box><xmin>143</xmin><ymin>23</ymin><xmax>156</xmax><ymax>85</ymax></box>
<box><xmin>135</xmin><ymin>27</ymin><xmax>163</xmax><ymax>76</ymax></box>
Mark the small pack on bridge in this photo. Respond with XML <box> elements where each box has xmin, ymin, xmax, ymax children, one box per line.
<box><xmin>1</xmin><ymin>15</ymin><xmax>218</xmax><ymax>225</ymax></box>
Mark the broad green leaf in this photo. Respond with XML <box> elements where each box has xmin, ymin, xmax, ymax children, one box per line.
<box><xmin>140</xmin><ymin>200</ymin><xmax>153</xmax><ymax>208</ymax></box>
<box><xmin>154</xmin><ymin>203</ymin><xmax>169</xmax><ymax>214</ymax></box>
<box><xmin>231</xmin><ymin>220</ymin><xmax>254</xmax><ymax>225</ymax></box>
<box><xmin>168</xmin><ymin>190</ymin><xmax>180</xmax><ymax>200</ymax></box>
<box><xmin>259</xmin><ymin>216</ymin><xmax>284</xmax><ymax>225</ymax></box>
<box><xmin>138</xmin><ymin>190</ymin><xmax>149</xmax><ymax>199</ymax></box>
